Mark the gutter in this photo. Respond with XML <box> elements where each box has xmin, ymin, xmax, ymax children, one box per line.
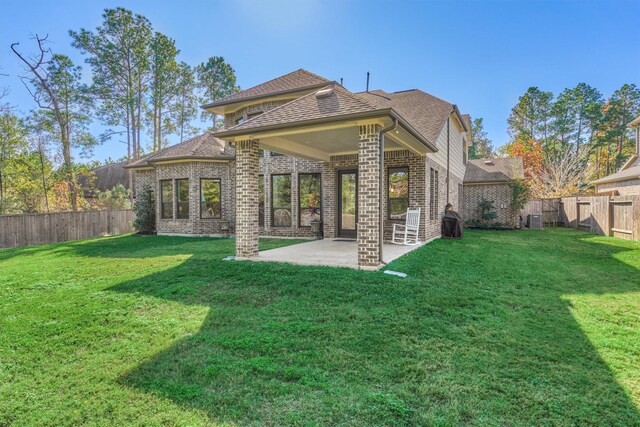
<box><xmin>377</xmin><ymin>119</ymin><xmax>399</xmax><ymax>265</ymax></box>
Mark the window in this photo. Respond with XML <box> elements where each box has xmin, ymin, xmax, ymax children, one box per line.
<box><xmin>271</xmin><ymin>174</ymin><xmax>291</xmax><ymax>227</ymax></box>
<box><xmin>160</xmin><ymin>180</ymin><xmax>173</xmax><ymax>219</ymax></box>
<box><xmin>200</xmin><ymin>179</ymin><xmax>221</xmax><ymax>219</ymax></box>
<box><xmin>388</xmin><ymin>167</ymin><xmax>409</xmax><ymax>220</ymax></box>
<box><xmin>429</xmin><ymin>168</ymin><xmax>439</xmax><ymax>220</ymax></box>
<box><xmin>299</xmin><ymin>173</ymin><xmax>321</xmax><ymax>227</ymax></box>
<box><xmin>234</xmin><ymin>116</ymin><xmax>244</xmax><ymax>125</ymax></box>
<box><xmin>176</xmin><ymin>179</ymin><xmax>189</xmax><ymax>219</ymax></box>
<box><xmin>258</xmin><ymin>175</ymin><xmax>265</xmax><ymax>227</ymax></box>
<box><xmin>270</xmin><ymin>151</ymin><xmax>283</xmax><ymax>157</ymax></box>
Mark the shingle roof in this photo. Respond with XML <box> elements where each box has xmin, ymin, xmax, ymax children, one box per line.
<box><xmin>592</xmin><ymin>164</ymin><xmax>640</xmax><ymax>185</ymax></box>
<box><xmin>357</xmin><ymin>89</ymin><xmax>454</xmax><ymax>144</ymax></box>
<box><xmin>217</xmin><ymin>83</ymin><xmax>382</xmax><ymax>134</ymax></box>
<box><xmin>79</xmin><ymin>161</ymin><xmax>130</xmax><ymax>197</ymax></box>
<box><xmin>204</xmin><ymin>69</ymin><xmax>330</xmax><ymax>108</ymax></box>
<box><xmin>464</xmin><ymin>158</ymin><xmax>524</xmax><ymax>183</ymax></box>
<box><xmin>125</xmin><ymin>133</ymin><xmax>234</xmax><ymax>169</ymax></box>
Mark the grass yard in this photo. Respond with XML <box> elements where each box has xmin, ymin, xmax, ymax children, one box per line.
<box><xmin>0</xmin><ymin>228</ymin><xmax>639</xmax><ymax>426</ymax></box>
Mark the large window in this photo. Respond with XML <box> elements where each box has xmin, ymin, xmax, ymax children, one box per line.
<box><xmin>258</xmin><ymin>175</ymin><xmax>265</xmax><ymax>227</ymax></box>
<box><xmin>299</xmin><ymin>173</ymin><xmax>321</xmax><ymax>227</ymax></box>
<box><xmin>430</xmin><ymin>168</ymin><xmax>439</xmax><ymax>220</ymax></box>
<box><xmin>271</xmin><ymin>174</ymin><xmax>291</xmax><ymax>227</ymax></box>
<box><xmin>160</xmin><ymin>180</ymin><xmax>173</xmax><ymax>219</ymax></box>
<box><xmin>200</xmin><ymin>179</ymin><xmax>221</xmax><ymax>219</ymax></box>
<box><xmin>176</xmin><ymin>179</ymin><xmax>189</xmax><ymax>219</ymax></box>
<box><xmin>388</xmin><ymin>167</ymin><xmax>409</xmax><ymax>220</ymax></box>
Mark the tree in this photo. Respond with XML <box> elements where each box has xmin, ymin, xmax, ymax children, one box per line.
<box><xmin>504</xmin><ymin>135</ymin><xmax>544</xmax><ymax>180</ymax></box>
<box><xmin>196</xmin><ymin>57</ymin><xmax>239</xmax><ymax>128</ymax></box>
<box><xmin>148</xmin><ymin>32</ymin><xmax>179</xmax><ymax>152</ymax></box>
<box><xmin>96</xmin><ymin>184</ymin><xmax>131</xmax><ymax>209</ymax></box>
<box><xmin>133</xmin><ymin>185</ymin><xmax>155</xmax><ymax>234</ymax></box>
<box><xmin>599</xmin><ymin>84</ymin><xmax>640</xmax><ymax>172</ymax></box>
<box><xmin>70</xmin><ymin>7</ymin><xmax>153</xmax><ymax>162</ymax></box>
<box><xmin>468</xmin><ymin>118</ymin><xmax>493</xmax><ymax>159</ymax></box>
<box><xmin>0</xmin><ymin>111</ymin><xmax>27</xmax><ymax>213</ymax></box>
<box><xmin>532</xmin><ymin>146</ymin><xmax>594</xmax><ymax>197</ymax></box>
<box><xmin>173</xmin><ymin>62</ymin><xmax>200</xmax><ymax>142</ymax></box>
<box><xmin>508</xmin><ymin>87</ymin><xmax>553</xmax><ymax>145</ymax></box>
<box><xmin>11</xmin><ymin>37</ymin><xmax>94</xmax><ymax>211</ymax></box>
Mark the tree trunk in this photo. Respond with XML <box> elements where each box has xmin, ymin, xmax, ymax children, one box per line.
<box><xmin>39</xmin><ymin>142</ymin><xmax>49</xmax><ymax>213</ymax></box>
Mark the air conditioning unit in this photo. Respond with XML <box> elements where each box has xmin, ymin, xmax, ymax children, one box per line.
<box><xmin>527</xmin><ymin>214</ymin><xmax>543</xmax><ymax>230</ymax></box>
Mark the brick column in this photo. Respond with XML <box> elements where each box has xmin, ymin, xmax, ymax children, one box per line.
<box><xmin>235</xmin><ymin>140</ymin><xmax>259</xmax><ymax>258</ymax></box>
<box><xmin>358</xmin><ymin>124</ymin><xmax>382</xmax><ymax>269</ymax></box>
<box><xmin>321</xmin><ymin>161</ymin><xmax>335</xmax><ymax>238</ymax></box>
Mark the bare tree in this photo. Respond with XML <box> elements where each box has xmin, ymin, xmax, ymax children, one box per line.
<box><xmin>12</xmin><ymin>34</ymin><xmax>93</xmax><ymax>211</ymax></box>
<box><xmin>532</xmin><ymin>146</ymin><xmax>594</xmax><ymax>197</ymax></box>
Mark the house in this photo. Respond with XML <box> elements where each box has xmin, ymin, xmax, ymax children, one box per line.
<box><xmin>593</xmin><ymin>115</ymin><xmax>640</xmax><ymax>195</ymax></box>
<box><xmin>462</xmin><ymin>157</ymin><xmax>525</xmax><ymax>227</ymax></box>
<box><xmin>79</xmin><ymin>161</ymin><xmax>131</xmax><ymax>204</ymax></box>
<box><xmin>126</xmin><ymin>69</ymin><xmax>472</xmax><ymax>269</ymax></box>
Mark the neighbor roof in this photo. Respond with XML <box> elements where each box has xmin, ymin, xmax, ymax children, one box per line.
<box><xmin>202</xmin><ymin>69</ymin><xmax>330</xmax><ymax>109</ymax></box>
<box><xmin>124</xmin><ymin>133</ymin><xmax>234</xmax><ymax>169</ymax></box>
<box><xmin>79</xmin><ymin>161</ymin><xmax>130</xmax><ymax>197</ymax></box>
<box><xmin>464</xmin><ymin>158</ymin><xmax>524</xmax><ymax>183</ymax></box>
<box><xmin>592</xmin><ymin>165</ymin><xmax>640</xmax><ymax>185</ymax></box>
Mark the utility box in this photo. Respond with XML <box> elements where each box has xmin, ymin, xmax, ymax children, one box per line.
<box><xmin>527</xmin><ymin>214</ymin><xmax>543</xmax><ymax>230</ymax></box>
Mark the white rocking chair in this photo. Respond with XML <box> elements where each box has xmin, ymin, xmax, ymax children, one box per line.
<box><xmin>391</xmin><ymin>208</ymin><xmax>421</xmax><ymax>245</ymax></box>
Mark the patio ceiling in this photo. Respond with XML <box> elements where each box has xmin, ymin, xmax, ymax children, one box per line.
<box><xmin>222</xmin><ymin>117</ymin><xmax>433</xmax><ymax>162</ymax></box>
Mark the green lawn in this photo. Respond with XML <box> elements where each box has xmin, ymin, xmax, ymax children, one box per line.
<box><xmin>0</xmin><ymin>229</ymin><xmax>638</xmax><ymax>426</ymax></box>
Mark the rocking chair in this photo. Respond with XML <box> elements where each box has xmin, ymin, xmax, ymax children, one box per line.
<box><xmin>391</xmin><ymin>208</ymin><xmax>421</xmax><ymax>245</ymax></box>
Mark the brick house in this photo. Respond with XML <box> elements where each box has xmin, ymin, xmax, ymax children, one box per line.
<box><xmin>462</xmin><ymin>158</ymin><xmax>525</xmax><ymax>227</ymax></box>
<box><xmin>593</xmin><ymin>115</ymin><xmax>640</xmax><ymax>196</ymax></box>
<box><xmin>126</xmin><ymin>69</ymin><xmax>474</xmax><ymax>269</ymax></box>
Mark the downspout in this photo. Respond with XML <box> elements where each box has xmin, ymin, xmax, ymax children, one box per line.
<box><xmin>446</xmin><ymin>116</ymin><xmax>450</xmax><ymax>205</ymax></box>
<box><xmin>378</xmin><ymin>119</ymin><xmax>398</xmax><ymax>265</ymax></box>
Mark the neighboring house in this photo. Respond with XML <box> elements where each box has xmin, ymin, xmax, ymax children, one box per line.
<box><xmin>79</xmin><ymin>161</ymin><xmax>131</xmax><ymax>204</ymax></box>
<box><xmin>593</xmin><ymin>115</ymin><xmax>640</xmax><ymax>195</ymax></box>
<box><xmin>462</xmin><ymin>157</ymin><xmax>525</xmax><ymax>227</ymax></box>
<box><xmin>126</xmin><ymin>69</ymin><xmax>471</xmax><ymax>269</ymax></box>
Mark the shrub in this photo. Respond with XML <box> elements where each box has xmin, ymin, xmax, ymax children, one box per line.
<box><xmin>96</xmin><ymin>184</ymin><xmax>132</xmax><ymax>210</ymax></box>
<box><xmin>509</xmin><ymin>178</ymin><xmax>531</xmax><ymax>211</ymax></box>
<box><xmin>478</xmin><ymin>198</ymin><xmax>497</xmax><ymax>227</ymax></box>
<box><xmin>133</xmin><ymin>186</ymin><xmax>156</xmax><ymax>234</ymax></box>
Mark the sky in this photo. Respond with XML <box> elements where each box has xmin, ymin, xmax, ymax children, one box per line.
<box><xmin>1</xmin><ymin>0</ymin><xmax>639</xmax><ymax>163</ymax></box>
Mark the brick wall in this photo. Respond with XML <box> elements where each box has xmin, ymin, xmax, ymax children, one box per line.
<box><xmin>154</xmin><ymin>161</ymin><xmax>235</xmax><ymax>235</ymax></box>
<box><xmin>258</xmin><ymin>151</ymin><xmax>322</xmax><ymax>238</ymax></box>
<box><xmin>134</xmin><ymin>169</ymin><xmax>156</xmax><ymax>198</ymax></box>
<box><xmin>462</xmin><ymin>183</ymin><xmax>516</xmax><ymax>227</ymax></box>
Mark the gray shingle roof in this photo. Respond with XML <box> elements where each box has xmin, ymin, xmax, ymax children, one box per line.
<box><xmin>592</xmin><ymin>164</ymin><xmax>640</xmax><ymax>185</ymax></box>
<box><xmin>357</xmin><ymin>89</ymin><xmax>454</xmax><ymax>144</ymax></box>
<box><xmin>125</xmin><ymin>133</ymin><xmax>234</xmax><ymax>169</ymax></box>
<box><xmin>464</xmin><ymin>158</ymin><xmax>524</xmax><ymax>183</ymax></box>
<box><xmin>79</xmin><ymin>161</ymin><xmax>130</xmax><ymax>197</ymax></box>
<box><xmin>204</xmin><ymin>69</ymin><xmax>330</xmax><ymax>108</ymax></box>
<box><xmin>217</xmin><ymin>83</ymin><xmax>382</xmax><ymax>134</ymax></box>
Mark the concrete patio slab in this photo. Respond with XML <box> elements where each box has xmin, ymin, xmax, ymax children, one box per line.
<box><xmin>252</xmin><ymin>238</ymin><xmax>427</xmax><ymax>270</ymax></box>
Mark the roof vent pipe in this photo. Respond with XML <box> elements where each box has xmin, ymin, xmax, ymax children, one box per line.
<box><xmin>366</xmin><ymin>71</ymin><xmax>370</xmax><ymax>92</ymax></box>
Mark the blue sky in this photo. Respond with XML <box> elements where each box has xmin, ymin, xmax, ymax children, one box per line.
<box><xmin>1</xmin><ymin>0</ymin><xmax>639</xmax><ymax>163</ymax></box>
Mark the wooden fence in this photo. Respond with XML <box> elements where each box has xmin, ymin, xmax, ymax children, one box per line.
<box><xmin>522</xmin><ymin>196</ymin><xmax>640</xmax><ymax>241</ymax></box>
<box><xmin>0</xmin><ymin>210</ymin><xmax>135</xmax><ymax>249</ymax></box>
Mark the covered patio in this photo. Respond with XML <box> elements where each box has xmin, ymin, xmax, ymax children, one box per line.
<box><xmin>214</xmin><ymin>83</ymin><xmax>437</xmax><ymax>269</ymax></box>
<box><xmin>254</xmin><ymin>238</ymin><xmax>425</xmax><ymax>269</ymax></box>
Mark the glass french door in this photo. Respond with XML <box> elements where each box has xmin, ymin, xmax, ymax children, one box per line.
<box><xmin>338</xmin><ymin>170</ymin><xmax>358</xmax><ymax>238</ymax></box>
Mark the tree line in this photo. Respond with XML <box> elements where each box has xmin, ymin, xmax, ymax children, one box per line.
<box><xmin>469</xmin><ymin>83</ymin><xmax>640</xmax><ymax>197</ymax></box>
<box><xmin>0</xmin><ymin>7</ymin><xmax>239</xmax><ymax>215</ymax></box>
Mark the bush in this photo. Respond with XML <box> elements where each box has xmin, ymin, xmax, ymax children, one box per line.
<box><xmin>96</xmin><ymin>184</ymin><xmax>132</xmax><ymax>210</ymax></box>
<box><xmin>133</xmin><ymin>186</ymin><xmax>156</xmax><ymax>234</ymax></box>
